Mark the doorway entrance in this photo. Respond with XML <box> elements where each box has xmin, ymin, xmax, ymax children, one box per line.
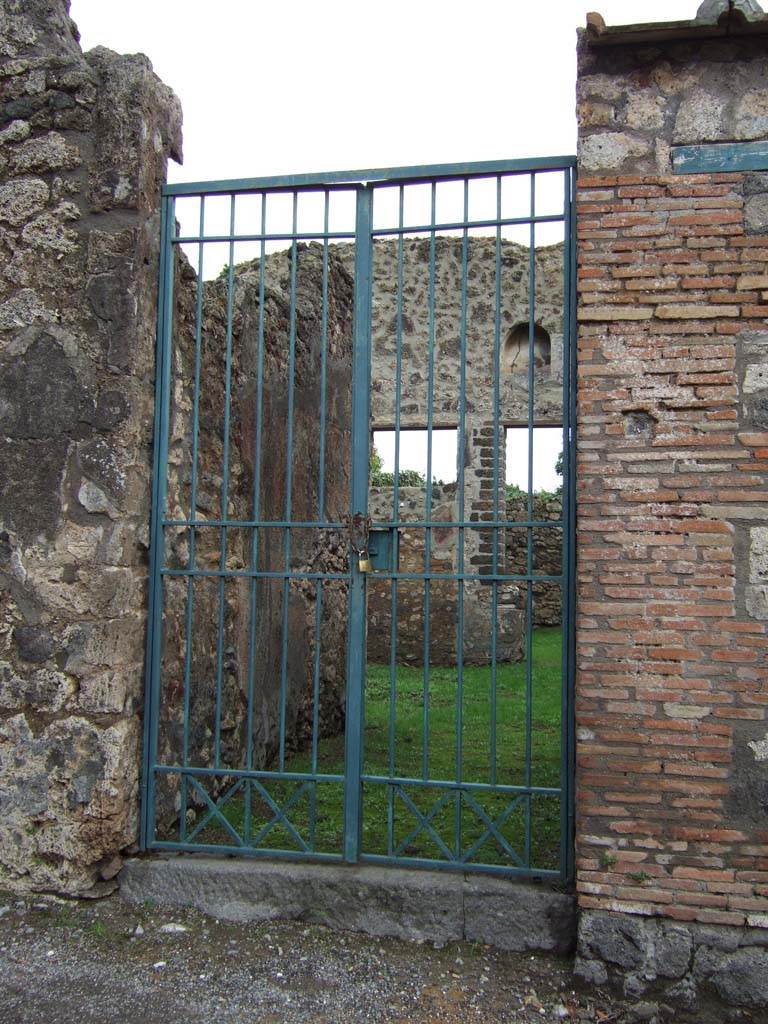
<box><xmin>141</xmin><ymin>158</ymin><xmax>576</xmax><ymax>880</ymax></box>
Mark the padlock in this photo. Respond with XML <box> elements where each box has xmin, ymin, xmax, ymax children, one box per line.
<box><xmin>358</xmin><ymin>553</ymin><xmax>372</xmax><ymax>573</ymax></box>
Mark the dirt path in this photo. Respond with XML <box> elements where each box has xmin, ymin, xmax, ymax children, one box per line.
<box><xmin>0</xmin><ymin>892</ymin><xmax>627</xmax><ymax>1024</ymax></box>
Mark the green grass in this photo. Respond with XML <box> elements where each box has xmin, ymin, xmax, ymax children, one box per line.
<box><xmin>191</xmin><ymin>627</ymin><xmax>565</xmax><ymax>872</ymax></box>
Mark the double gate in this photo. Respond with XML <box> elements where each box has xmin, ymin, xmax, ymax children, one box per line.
<box><xmin>141</xmin><ymin>158</ymin><xmax>576</xmax><ymax>880</ymax></box>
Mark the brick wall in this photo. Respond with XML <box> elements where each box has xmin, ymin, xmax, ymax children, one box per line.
<box><xmin>571</xmin><ymin>27</ymin><xmax>768</xmax><ymax>987</ymax></box>
<box><xmin>576</xmin><ymin>169</ymin><xmax>768</xmax><ymax>928</ymax></box>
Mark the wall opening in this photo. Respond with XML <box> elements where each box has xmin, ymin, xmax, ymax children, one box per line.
<box><xmin>505</xmin><ymin>425</ymin><xmax>562</xmax><ymax>495</ymax></box>
<box><xmin>371</xmin><ymin>428</ymin><xmax>458</xmax><ymax>487</ymax></box>
<box><xmin>503</xmin><ymin>322</ymin><xmax>551</xmax><ymax>374</ymax></box>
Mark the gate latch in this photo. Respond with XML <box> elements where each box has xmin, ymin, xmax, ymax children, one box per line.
<box><xmin>348</xmin><ymin>512</ymin><xmax>372</xmax><ymax>573</ymax></box>
<box><xmin>347</xmin><ymin>516</ymin><xmax>400</xmax><ymax>573</ymax></box>
<box><xmin>367</xmin><ymin>527</ymin><xmax>400</xmax><ymax>572</ymax></box>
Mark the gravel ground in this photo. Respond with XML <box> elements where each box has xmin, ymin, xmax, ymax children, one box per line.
<box><xmin>0</xmin><ymin>892</ymin><xmax>628</xmax><ymax>1024</ymax></box>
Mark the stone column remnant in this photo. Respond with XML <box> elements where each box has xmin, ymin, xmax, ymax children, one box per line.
<box><xmin>0</xmin><ymin>0</ymin><xmax>181</xmax><ymax>894</ymax></box>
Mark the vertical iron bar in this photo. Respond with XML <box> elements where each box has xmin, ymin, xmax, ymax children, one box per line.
<box><xmin>422</xmin><ymin>182</ymin><xmax>437</xmax><ymax>783</ymax></box>
<box><xmin>140</xmin><ymin>192</ymin><xmax>175</xmax><ymax>848</ymax></box>
<box><xmin>561</xmin><ymin>167</ymin><xmax>577</xmax><ymax>882</ymax></box>
<box><xmin>244</xmin><ymin>192</ymin><xmax>267</xmax><ymax>846</ymax></box>
<box><xmin>387</xmin><ymin>185</ymin><xmax>405</xmax><ymax>853</ymax></box>
<box><xmin>278</xmin><ymin>192</ymin><xmax>300</xmax><ymax>772</ymax></box>
<box><xmin>309</xmin><ymin>188</ymin><xmax>331</xmax><ymax>778</ymax></box>
<box><xmin>179</xmin><ymin>196</ymin><xmax>206</xmax><ymax>840</ymax></box>
<box><xmin>490</xmin><ymin>176</ymin><xmax>502</xmax><ymax>788</ymax></box>
<box><xmin>213</xmin><ymin>195</ymin><xmax>237</xmax><ymax>770</ymax></box>
<box><xmin>310</xmin><ymin>190</ymin><xmax>332</xmax><ymax>845</ymax></box>
<box><xmin>343</xmin><ymin>185</ymin><xmax>373</xmax><ymax>863</ymax></box>
<box><xmin>525</xmin><ymin>174</ymin><xmax>536</xmax><ymax>866</ymax></box>
<box><xmin>455</xmin><ymin>178</ymin><xmax>469</xmax><ymax>859</ymax></box>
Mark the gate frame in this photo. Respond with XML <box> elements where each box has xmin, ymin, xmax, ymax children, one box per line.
<box><xmin>140</xmin><ymin>157</ymin><xmax>578</xmax><ymax>882</ymax></box>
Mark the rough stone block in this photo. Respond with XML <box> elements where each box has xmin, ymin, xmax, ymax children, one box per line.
<box><xmin>9</xmin><ymin>131</ymin><xmax>81</xmax><ymax>174</ymax></box>
<box><xmin>749</xmin><ymin>527</ymin><xmax>768</xmax><ymax>583</ymax></box>
<box><xmin>573</xmin><ymin>956</ymin><xmax>608</xmax><ymax>986</ymax></box>
<box><xmin>704</xmin><ymin>947</ymin><xmax>768</xmax><ymax>1009</ymax></box>
<box><xmin>673</xmin><ymin>90</ymin><xmax>726</xmax><ymax>145</ymax></box>
<box><xmin>579</xmin><ymin>132</ymin><xmax>652</xmax><ymax>173</ymax></box>
<box><xmin>0</xmin><ymin>176</ymin><xmax>48</xmax><ymax>225</ymax></box>
<box><xmin>625</xmin><ymin>94</ymin><xmax>666</xmax><ymax>132</ymax></box>
<box><xmin>577</xmin><ymin>910</ymin><xmax>647</xmax><ymax>970</ymax></box>
<box><xmin>578</xmin><ymin>101</ymin><xmax>616</xmax><ymax>128</ymax></box>
<box><xmin>744</xmin><ymin>362</ymin><xmax>768</xmax><ymax>394</ymax></box>
<box><xmin>746</xmin><ymin>584</ymin><xmax>768</xmax><ymax>619</ymax></box>
<box><xmin>745</xmin><ymin>193</ymin><xmax>768</xmax><ymax>233</ymax></box>
<box><xmin>734</xmin><ymin>89</ymin><xmax>768</xmax><ymax>141</ymax></box>
<box><xmin>657</xmin><ymin>925</ymin><xmax>694</xmax><ymax>980</ymax></box>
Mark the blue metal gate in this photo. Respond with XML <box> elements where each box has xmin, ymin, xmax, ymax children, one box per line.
<box><xmin>141</xmin><ymin>157</ymin><xmax>576</xmax><ymax>880</ymax></box>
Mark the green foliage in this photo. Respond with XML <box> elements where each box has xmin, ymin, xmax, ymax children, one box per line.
<box><xmin>506</xmin><ymin>448</ymin><xmax>565</xmax><ymax>501</ymax></box>
<box><xmin>626</xmin><ymin>871</ymin><xmax>652</xmax><ymax>884</ymax></box>
<box><xmin>370</xmin><ymin>445</ymin><xmax>426</xmax><ymax>488</ymax></box>
<box><xmin>87</xmin><ymin>920</ymin><xmax>107</xmax><ymax>940</ymax></box>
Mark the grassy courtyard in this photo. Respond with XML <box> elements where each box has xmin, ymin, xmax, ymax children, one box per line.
<box><xmin>198</xmin><ymin>627</ymin><xmax>565</xmax><ymax>872</ymax></box>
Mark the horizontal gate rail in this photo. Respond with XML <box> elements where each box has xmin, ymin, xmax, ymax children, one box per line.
<box><xmin>162</xmin><ymin>155</ymin><xmax>578</xmax><ymax>197</ymax></box>
<box><xmin>161</xmin><ymin>518</ymin><xmax>566</xmax><ymax>529</ymax></box>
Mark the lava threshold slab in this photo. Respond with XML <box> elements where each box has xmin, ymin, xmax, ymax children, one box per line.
<box><xmin>120</xmin><ymin>856</ymin><xmax>575</xmax><ymax>954</ymax></box>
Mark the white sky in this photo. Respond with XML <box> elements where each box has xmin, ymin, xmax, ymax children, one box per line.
<box><xmin>70</xmin><ymin>1</ymin><xmax>699</xmax><ymax>183</ymax></box>
<box><xmin>69</xmin><ymin>1</ymin><xmax>698</xmax><ymax>492</ymax></box>
<box><xmin>374</xmin><ymin>427</ymin><xmax>563</xmax><ymax>491</ymax></box>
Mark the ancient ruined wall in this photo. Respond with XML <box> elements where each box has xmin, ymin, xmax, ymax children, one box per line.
<box><xmin>574</xmin><ymin>12</ymin><xmax>768</xmax><ymax>1014</ymax></box>
<box><xmin>253</xmin><ymin>239</ymin><xmax>566</xmax><ymax>669</ymax></box>
<box><xmin>360</xmin><ymin>238</ymin><xmax>565</xmax><ymax>430</ymax></box>
<box><xmin>505</xmin><ymin>494</ymin><xmax>563</xmax><ymax>627</ymax></box>
<box><xmin>366</xmin><ymin>484</ymin><xmax>521</xmax><ymax>666</ymax></box>
<box><xmin>368</xmin><ymin>239</ymin><xmax>564</xmax><ymax>665</ymax></box>
<box><xmin>366</xmin><ymin>487</ymin><xmax>562</xmax><ymax>665</ymax></box>
<box><xmin>0</xmin><ymin>0</ymin><xmax>181</xmax><ymax>893</ymax></box>
<box><xmin>154</xmin><ymin>246</ymin><xmax>352</xmax><ymax>826</ymax></box>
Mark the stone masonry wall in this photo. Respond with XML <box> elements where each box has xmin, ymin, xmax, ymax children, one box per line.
<box><xmin>0</xmin><ymin>0</ymin><xmax>181</xmax><ymax>893</ymax></box>
<box><xmin>367</xmin><ymin>238</ymin><xmax>564</xmax><ymax>667</ymax></box>
<box><xmin>574</xmin><ymin>12</ymin><xmax>768</xmax><ymax>1016</ymax></box>
<box><xmin>366</xmin><ymin>489</ymin><xmax>562</xmax><ymax>667</ymax></box>
<box><xmin>366</xmin><ymin>484</ymin><xmax>522</xmax><ymax>666</ymax></box>
<box><xmin>506</xmin><ymin>494</ymin><xmax>563</xmax><ymax>628</ymax></box>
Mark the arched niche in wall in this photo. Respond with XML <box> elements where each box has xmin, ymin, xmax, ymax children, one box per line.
<box><xmin>502</xmin><ymin>322</ymin><xmax>551</xmax><ymax>375</ymax></box>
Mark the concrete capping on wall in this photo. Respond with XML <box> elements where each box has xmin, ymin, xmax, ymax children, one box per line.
<box><xmin>120</xmin><ymin>856</ymin><xmax>576</xmax><ymax>955</ymax></box>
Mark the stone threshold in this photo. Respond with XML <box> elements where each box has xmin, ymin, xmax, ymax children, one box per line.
<box><xmin>120</xmin><ymin>856</ymin><xmax>576</xmax><ymax>955</ymax></box>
